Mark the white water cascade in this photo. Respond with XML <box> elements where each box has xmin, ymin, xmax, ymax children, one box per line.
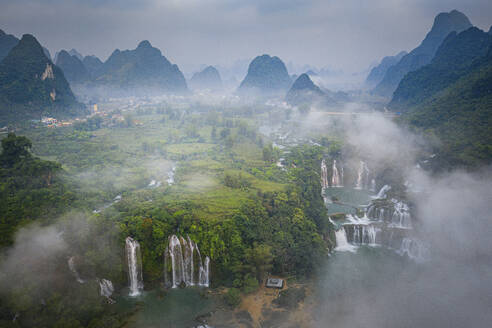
<box><xmin>349</xmin><ymin>224</ymin><xmax>379</xmax><ymax>246</ymax></box>
<box><xmin>125</xmin><ymin>237</ymin><xmax>144</xmax><ymax>296</ymax></box>
<box><xmin>164</xmin><ymin>235</ymin><xmax>210</xmax><ymax>288</ymax></box>
<box><xmin>320</xmin><ymin>159</ymin><xmax>329</xmax><ymax>189</ymax></box>
<box><xmin>331</xmin><ymin>160</ymin><xmax>343</xmax><ymax>187</ymax></box>
<box><xmin>167</xmin><ymin>166</ymin><xmax>176</xmax><ymax>185</ymax></box>
<box><xmin>391</xmin><ymin>201</ymin><xmax>412</xmax><ymax>228</ymax></box>
<box><xmin>68</xmin><ymin>256</ymin><xmax>85</xmax><ymax>284</ymax></box>
<box><xmin>199</xmin><ymin>256</ymin><xmax>210</xmax><ymax>287</ymax></box>
<box><xmin>398</xmin><ymin>238</ymin><xmax>430</xmax><ymax>262</ymax></box>
<box><xmin>334</xmin><ymin>228</ymin><xmax>357</xmax><ymax>252</ymax></box>
<box><xmin>355</xmin><ymin>161</ymin><xmax>370</xmax><ymax>190</ymax></box>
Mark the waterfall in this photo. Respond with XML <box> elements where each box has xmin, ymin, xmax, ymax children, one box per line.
<box><xmin>199</xmin><ymin>256</ymin><xmax>210</xmax><ymax>287</ymax></box>
<box><xmin>68</xmin><ymin>256</ymin><xmax>84</xmax><ymax>284</ymax></box>
<box><xmin>398</xmin><ymin>238</ymin><xmax>430</xmax><ymax>262</ymax></box>
<box><xmin>335</xmin><ymin>229</ymin><xmax>357</xmax><ymax>252</ymax></box>
<box><xmin>363</xmin><ymin>225</ymin><xmax>377</xmax><ymax>245</ymax></box>
<box><xmin>320</xmin><ymin>159</ymin><xmax>329</xmax><ymax>189</ymax></box>
<box><xmin>370</xmin><ymin>179</ymin><xmax>376</xmax><ymax>192</ymax></box>
<box><xmin>167</xmin><ymin>235</ymin><xmax>185</xmax><ymax>288</ymax></box>
<box><xmin>148</xmin><ymin>179</ymin><xmax>162</xmax><ymax>188</ymax></box>
<box><xmin>164</xmin><ymin>235</ymin><xmax>210</xmax><ymax>288</ymax></box>
<box><xmin>331</xmin><ymin>160</ymin><xmax>343</xmax><ymax>187</ymax></box>
<box><xmin>347</xmin><ymin>224</ymin><xmax>379</xmax><ymax>246</ymax></box>
<box><xmin>374</xmin><ymin>185</ymin><xmax>391</xmax><ymax>199</ymax></box>
<box><xmin>167</xmin><ymin>166</ymin><xmax>176</xmax><ymax>185</ymax></box>
<box><xmin>390</xmin><ymin>201</ymin><xmax>412</xmax><ymax>228</ymax></box>
<box><xmin>355</xmin><ymin>161</ymin><xmax>370</xmax><ymax>189</ymax></box>
<box><xmin>126</xmin><ymin>237</ymin><xmax>143</xmax><ymax>296</ymax></box>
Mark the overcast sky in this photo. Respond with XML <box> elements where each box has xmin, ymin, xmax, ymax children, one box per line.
<box><xmin>1</xmin><ymin>0</ymin><xmax>491</xmax><ymax>74</ymax></box>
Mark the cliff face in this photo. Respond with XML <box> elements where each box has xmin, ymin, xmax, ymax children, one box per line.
<box><xmin>0</xmin><ymin>34</ymin><xmax>83</xmax><ymax>122</ymax></box>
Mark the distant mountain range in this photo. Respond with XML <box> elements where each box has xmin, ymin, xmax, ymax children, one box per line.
<box><xmin>373</xmin><ymin>10</ymin><xmax>472</xmax><ymax>97</ymax></box>
<box><xmin>365</xmin><ymin>51</ymin><xmax>407</xmax><ymax>88</ymax></box>
<box><xmin>82</xmin><ymin>55</ymin><xmax>103</xmax><ymax>79</ymax></box>
<box><xmin>91</xmin><ymin>40</ymin><xmax>187</xmax><ymax>95</ymax></box>
<box><xmin>0</xmin><ymin>34</ymin><xmax>84</xmax><ymax>123</ymax></box>
<box><xmin>189</xmin><ymin>66</ymin><xmax>222</xmax><ymax>91</ymax></box>
<box><xmin>55</xmin><ymin>50</ymin><xmax>90</xmax><ymax>84</ymax></box>
<box><xmin>238</xmin><ymin>55</ymin><xmax>291</xmax><ymax>96</ymax></box>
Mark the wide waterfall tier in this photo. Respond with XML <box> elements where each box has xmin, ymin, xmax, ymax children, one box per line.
<box><xmin>333</xmin><ymin>197</ymin><xmax>429</xmax><ymax>261</ymax></box>
<box><xmin>126</xmin><ymin>236</ymin><xmax>144</xmax><ymax>296</ymax></box>
<box><xmin>164</xmin><ymin>235</ymin><xmax>210</xmax><ymax>288</ymax></box>
<box><xmin>366</xmin><ymin>198</ymin><xmax>412</xmax><ymax>228</ymax></box>
<box><xmin>320</xmin><ymin>159</ymin><xmax>329</xmax><ymax>189</ymax></box>
<box><xmin>331</xmin><ymin>160</ymin><xmax>343</xmax><ymax>187</ymax></box>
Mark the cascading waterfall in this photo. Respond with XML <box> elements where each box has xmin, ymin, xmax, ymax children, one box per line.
<box><xmin>348</xmin><ymin>224</ymin><xmax>379</xmax><ymax>245</ymax></box>
<box><xmin>167</xmin><ymin>166</ymin><xmax>176</xmax><ymax>185</ymax></box>
<box><xmin>68</xmin><ymin>256</ymin><xmax>84</xmax><ymax>284</ymax></box>
<box><xmin>126</xmin><ymin>237</ymin><xmax>144</xmax><ymax>296</ymax></box>
<box><xmin>355</xmin><ymin>161</ymin><xmax>370</xmax><ymax>189</ymax></box>
<box><xmin>398</xmin><ymin>238</ymin><xmax>430</xmax><ymax>262</ymax></box>
<box><xmin>331</xmin><ymin>160</ymin><xmax>343</xmax><ymax>187</ymax></box>
<box><xmin>391</xmin><ymin>201</ymin><xmax>412</xmax><ymax>228</ymax></box>
<box><xmin>370</xmin><ymin>179</ymin><xmax>376</xmax><ymax>192</ymax></box>
<box><xmin>164</xmin><ymin>235</ymin><xmax>211</xmax><ymax>288</ymax></box>
<box><xmin>320</xmin><ymin>159</ymin><xmax>329</xmax><ymax>189</ymax></box>
<box><xmin>334</xmin><ymin>228</ymin><xmax>356</xmax><ymax>252</ymax></box>
<box><xmin>199</xmin><ymin>256</ymin><xmax>210</xmax><ymax>287</ymax></box>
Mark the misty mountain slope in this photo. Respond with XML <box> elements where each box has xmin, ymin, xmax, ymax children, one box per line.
<box><xmin>82</xmin><ymin>55</ymin><xmax>103</xmax><ymax>79</ymax></box>
<box><xmin>373</xmin><ymin>10</ymin><xmax>472</xmax><ymax>97</ymax></box>
<box><xmin>390</xmin><ymin>27</ymin><xmax>492</xmax><ymax>110</ymax></box>
<box><xmin>286</xmin><ymin>73</ymin><xmax>329</xmax><ymax>106</ymax></box>
<box><xmin>401</xmin><ymin>46</ymin><xmax>492</xmax><ymax>167</ymax></box>
<box><xmin>68</xmin><ymin>48</ymin><xmax>83</xmax><ymax>61</ymax></box>
<box><xmin>0</xmin><ymin>34</ymin><xmax>83</xmax><ymax>122</ymax></box>
<box><xmin>365</xmin><ymin>51</ymin><xmax>407</xmax><ymax>88</ymax></box>
<box><xmin>238</xmin><ymin>54</ymin><xmax>292</xmax><ymax>95</ymax></box>
<box><xmin>95</xmin><ymin>40</ymin><xmax>188</xmax><ymax>94</ymax></box>
<box><xmin>0</xmin><ymin>29</ymin><xmax>18</xmax><ymax>62</ymax></box>
<box><xmin>55</xmin><ymin>50</ymin><xmax>90</xmax><ymax>84</ymax></box>
<box><xmin>189</xmin><ymin>66</ymin><xmax>222</xmax><ymax>91</ymax></box>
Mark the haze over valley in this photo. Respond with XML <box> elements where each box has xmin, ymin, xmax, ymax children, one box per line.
<box><xmin>0</xmin><ymin>1</ymin><xmax>491</xmax><ymax>328</ymax></box>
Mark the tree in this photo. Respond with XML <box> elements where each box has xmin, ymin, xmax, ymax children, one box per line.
<box><xmin>244</xmin><ymin>243</ymin><xmax>273</xmax><ymax>283</ymax></box>
<box><xmin>0</xmin><ymin>133</ymin><xmax>32</xmax><ymax>168</ymax></box>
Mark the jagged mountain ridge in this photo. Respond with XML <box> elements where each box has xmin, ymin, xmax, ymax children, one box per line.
<box><xmin>373</xmin><ymin>10</ymin><xmax>472</xmax><ymax>97</ymax></box>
